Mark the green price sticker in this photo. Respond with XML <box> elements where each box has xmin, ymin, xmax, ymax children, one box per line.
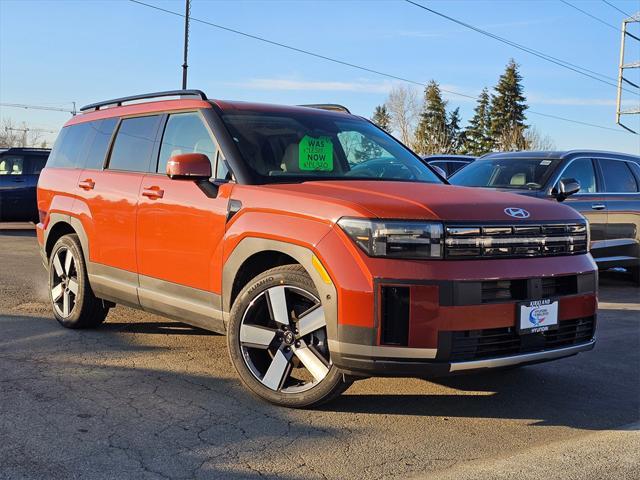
<box><xmin>299</xmin><ymin>135</ymin><xmax>333</xmax><ymax>171</ymax></box>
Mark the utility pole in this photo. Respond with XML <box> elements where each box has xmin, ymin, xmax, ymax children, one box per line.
<box><xmin>182</xmin><ymin>0</ymin><xmax>191</xmax><ymax>90</ymax></box>
<box><xmin>616</xmin><ymin>12</ymin><xmax>639</xmax><ymax>134</ymax></box>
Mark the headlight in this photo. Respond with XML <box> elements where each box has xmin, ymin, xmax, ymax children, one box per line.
<box><xmin>337</xmin><ymin>218</ymin><xmax>443</xmax><ymax>259</ymax></box>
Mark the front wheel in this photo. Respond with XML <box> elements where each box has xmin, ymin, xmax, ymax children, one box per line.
<box><xmin>227</xmin><ymin>265</ymin><xmax>351</xmax><ymax>408</ymax></box>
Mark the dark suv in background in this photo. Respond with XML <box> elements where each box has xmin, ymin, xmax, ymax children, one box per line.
<box><xmin>450</xmin><ymin>150</ymin><xmax>640</xmax><ymax>283</ymax></box>
<box><xmin>0</xmin><ymin>147</ymin><xmax>50</xmax><ymax>222</ymax></box>
<box><xmin>424</xmin><ymin>154</ymin><xmax>475</xmax><ymax>178</ymax></box>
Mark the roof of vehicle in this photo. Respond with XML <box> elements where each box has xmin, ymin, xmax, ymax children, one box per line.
<box><xmin>424</xmin><ymin>155</ymin><xmax>475</xmax><ymax>161</ymax></box>
<box><xmin>0</xmin><ymin>147</ymin><xmax>51</xmax><ymax>155</ymax></box>
<box><xmin>67</xmin><ymin>97</ymin><xmax>352</xmax><ymax>127</ymax></box>
<box><xmin>480</xmin><ymin>150</ymin><xmax>640</xmax><ymax>161</ymax></box>
<box><xmin>70</xmin><ymin>89</ymin><xmax>350</xmax><ymax>126</ymax></box>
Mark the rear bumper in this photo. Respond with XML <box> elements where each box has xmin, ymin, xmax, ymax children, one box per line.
<box><xmin>333</xmin><ymin>338</ymin><xmax>596</xmax><ymax>377</ymax></box>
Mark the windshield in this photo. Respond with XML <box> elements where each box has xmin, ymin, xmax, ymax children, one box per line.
<box><xmin>450</xmin><ymin>157</ymin><xmax>560</xmax><ymax>190</ymax></box>
<box><xmin>221</xmin><ymin>110</ymin><xmax>442</xmax><ymax>184</ymax></box>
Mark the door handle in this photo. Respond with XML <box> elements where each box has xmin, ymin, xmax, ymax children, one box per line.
<box><xmin>12</xmin><ymin>178</ymin><xmax>25</xmax><ymax>183</ymax></box>
<box><xmin>78</xmin><ymin>179</ymin><xmax>95</xmax><ymax>190</ymax></box>
<box><xmin>591</xmin><ymin>204</ymin><xmax>606</xmax><ymax>210</ymax></box>
<box><xmin>142</xmin><ymin>186</ymin><xmax>164</xmax><ymax>199</ymax></box>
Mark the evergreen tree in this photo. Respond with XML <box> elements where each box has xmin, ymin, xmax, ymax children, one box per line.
<box><xmin>414</xmin><ymin>80</ymin><xmax>449</xmax><ymax>155</ymax></box>
<box><xmin>371</xmin><ymin>105</ymin><xmax>391</xmax><ymax>132</ymax></box>
<box><xmin>447</xmin><ymin>107</ymin><xmax>463</xmax><ymax>154</ymax></box>
<box><xmin>489</xmin><ymin>59</ymin><xmax>528</xmax><ymax>151</ymax></box>
<box><xmin>463</xmin><ymin>87</ymin><xmax>493</xmax><ymax>155</ymax></box>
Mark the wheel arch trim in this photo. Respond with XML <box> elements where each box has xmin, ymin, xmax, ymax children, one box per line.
<box><xmin>222</xmin><ymin>237</ymin><xmax>339</xmax><ymax>341</ymax></box>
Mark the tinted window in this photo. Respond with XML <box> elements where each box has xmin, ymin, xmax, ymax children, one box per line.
<box><xmin>46</xmin><ymin>123</ymin><xmax>94</xmax><ymax>169</ymax></box>
<box><xmin>85</xmin><ymin>118</ymin><xmax>117</xmax><ymax>170</ymax></box>
<box><xmin>29</xmin><ymin>156</ymin><xmax>48</xmax><ymax>174</ymax></box>
<box><xmin>451</xmin><ymin>158</ymin><xmax>560</xmax><ymax>189</ymax></box>
<box><xmin>600</xmin><ymin>159</ymin><xmax>638</xmax><ymax>193</ymax></box>
<box><xmin>449</xmin><ymin>161</ymin><xmax>470</xmax><ymax>175</ymax></box>
<box><xmin>559</xmin><ymin>158</ymin><xmax>597</xmax><ymax>193</ymax></box>
<box><xmin>108</xmin><ymin>115</ymin><xmax>161</xmax><ymax>172</ymax></box>
<box><xmin>158</xmin><ymin>112</ymin><xmax>216</xmax><ymax>174</ymax></box>
<box><xmin>0</xmin><ymin>155</ymin><xmax>24</xmax><ymax>175</ymax></box>
<box><xmin>429</xmin><ymin>161</ymin><xmax>449</xmax><ymax>172</ymax></box>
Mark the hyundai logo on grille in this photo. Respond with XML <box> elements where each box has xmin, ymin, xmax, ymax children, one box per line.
<box><xmin>504</xmin><ymin>207</ymin><xmax>530</xmax><ymax>219</ymax></box>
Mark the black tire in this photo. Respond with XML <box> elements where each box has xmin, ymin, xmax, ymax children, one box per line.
<box><xmin>227</xmin><ymin>264</ymin><xmax>352</xmax><ymax>408</ymax></box>
<box><xmin>48</xmin><ymin>234</ymin><xmax>109</xmax><ymax>329</ymax></box>
<box><xmin>630</xmin><ymin>267</ymin><xmax>640</xmax><ymax>286</ymax></box>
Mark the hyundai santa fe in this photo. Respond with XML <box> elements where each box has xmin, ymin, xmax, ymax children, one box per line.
<box><xmin>37</xmin><ymin>90</ymin><xmax>598</xmax><ymax>407</ymax></box>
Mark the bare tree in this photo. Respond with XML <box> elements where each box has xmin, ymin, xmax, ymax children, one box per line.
<box><xmin>495</xmin><ymin>125</ymin><xmax>528</xmax><ymax>152</ymax></box>
<box><xmin>384</xmin><ymin>85</ymin><xmax>419</xmax><ymax>147</ymax></box>
<box><xmin>524</xmin><ymin>127</ymin><xmax>556</xmax><ymax>151</ymax></box>
<box><xmin>0</xmin><ymin>118</ymin><xmax>47</xmax><ymax>148</ymax></box>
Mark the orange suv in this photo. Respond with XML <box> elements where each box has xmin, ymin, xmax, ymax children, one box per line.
<box><xmin>37</xmin><ymin>90</ymin><xmax>597</xmax><ymax>407</ymax></box>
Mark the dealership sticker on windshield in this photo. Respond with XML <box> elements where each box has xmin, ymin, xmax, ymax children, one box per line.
<box><xmin>299</xmin><ymin>135</ymin><xmax>333</xmax><ymax>171</ymax></box>
<box><xmin>518</xmin><ymin>298</ymin><xmax>558</xmax><ymax>334</ymax></box>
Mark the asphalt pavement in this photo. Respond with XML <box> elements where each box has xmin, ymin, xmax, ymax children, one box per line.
<box><xmin>0</xmin><ymin>224</ymin><xmax>638</xmax><ymax>480</ymax></box>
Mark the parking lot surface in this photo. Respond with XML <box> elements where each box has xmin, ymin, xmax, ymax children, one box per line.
<box><xmin>0</xmin><ymin>225</ymin><xmax>638</xmax><ymax>480</ymax></box>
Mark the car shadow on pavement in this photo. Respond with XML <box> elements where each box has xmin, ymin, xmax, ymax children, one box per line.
<box><xmin>0</xmin><ymin>228</ymin><xmax>36</xmax><ymax>237</ymax></box>
<box><xmin>101</xmin><ymin>321</ymin><xmax>221</xmax><ymax>336</ymax></box>
<box><xmin>326</xmin><ymin>364</ymin><xmax>639</xmax><ymax>431</ymax></box>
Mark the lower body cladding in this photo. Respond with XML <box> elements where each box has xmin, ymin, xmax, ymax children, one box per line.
<box><xmin>330</xmin><ymin>272</ymin><xmax>598</xmax><ymax>377</ymax></box>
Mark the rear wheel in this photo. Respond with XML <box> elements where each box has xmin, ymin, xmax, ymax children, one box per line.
<box><xmin>630</xmin><ymin>266</ymin><xmax>640</xmax><ymax>286</ymax></box>
<box><xmin>48</xmin><ymin>234</ymin><xmax>109</xmax><ymax>328</ymax></box>
<box><xmin>227</xmin><ymin>265</ymin><xmax>351</xmax><ymax>408</ymax></box>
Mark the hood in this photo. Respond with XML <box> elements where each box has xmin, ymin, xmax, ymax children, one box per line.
<box><xmin>264</xmin><ymin>181</ymin><xmax>583</xmax><ymax>222</ymax></box>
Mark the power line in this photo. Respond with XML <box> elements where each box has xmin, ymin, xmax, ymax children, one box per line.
<box><xmin>559</xmin><ymin>0</ymin><xmax>618</xmax><ymax>31</ymax></box>
<box><xmin>525</xmin><ymin>111</ymin><xmax>624</xmax><ymax>132</ymax></box>
<box><xmin>404</xmin><ymin>0</ymin><xmax>637</xmax><ymax>95</ymax></box>
<box><xmin>0</xmin><ymin>102</ymin><xmax>76</xmax><ymax>115</ymax></box>
<box><xmin>128</xmin><ymin>0</ymin><xmax>631</xmax><ymax>134</ymax></box>
<box><xmin>601</xmin><ymin>0</ymin><xmax>632</xmax><ymax>19</ymax></box>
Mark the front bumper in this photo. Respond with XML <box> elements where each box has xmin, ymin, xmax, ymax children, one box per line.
<box><xmin>332</xmin><ymin>338</ymin><xmax>596</xmax><ymax>377</ymax></box>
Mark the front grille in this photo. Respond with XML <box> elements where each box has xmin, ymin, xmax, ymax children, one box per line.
<box><xmin>442</xmin><ymin>316</ymin><xmax>595</xmax><ymax>362</ymax></box>
<box><xmin>481</xmin><ymin>279</ymin><xmax>528</xmax><ymax>303</ymax></box>
<box><xmin>479</xmin><ymin>275</ymin><xmax>580</xmax><ymax>303</ymax></box>
<box><xmin>444</xmin><ymin>222</ymin><xmax>588</xmax><ymax>259</ymax></box>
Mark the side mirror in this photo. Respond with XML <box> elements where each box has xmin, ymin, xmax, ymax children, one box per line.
<box><xmin>553</xmin><ymin>178</ymin><xmax>581</xmax><ymax>202</ymax></box>
<box><xmin>166</xmin><ymin>153</ymin><xmax>211</xmax><ymax>181</ymax></box>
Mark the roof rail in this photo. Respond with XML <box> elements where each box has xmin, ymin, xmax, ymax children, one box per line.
<box><xmin>80</xmin><ymin>89</ymin><xmax>208</xmax><ymax>112</ymax></box>
<box><xmin>299</xmin><ymin>103</ymin><xmax>351</xmax><ymax>114</ymax></box>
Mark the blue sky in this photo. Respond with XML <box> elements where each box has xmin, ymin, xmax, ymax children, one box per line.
<box><xmin>1</xmin><ymin>0</ymin><xmax>639</xmax><ymax>154</ymax></box>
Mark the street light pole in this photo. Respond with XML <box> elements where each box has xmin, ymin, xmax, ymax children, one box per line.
<box><xmin>181</xmin><ymin>0</ymin><xmax>191</xmax><ymax>90</ymax></box>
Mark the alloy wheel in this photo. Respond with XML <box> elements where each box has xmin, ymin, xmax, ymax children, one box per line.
<box><xmin>239</xmin><ymin>285</ymin><xmax>330</xmax><ymax>393</ymax></box>
<box><xmin>51</xmin><ymin>247</ymin><xmax>79</xmax><ymax>318</ymax></box>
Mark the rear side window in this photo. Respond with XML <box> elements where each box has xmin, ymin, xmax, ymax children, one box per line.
<box><xmin>85</xmin><ymin>118</ymin><xmax>117</xmax><ymax>170</ymax></box>
<box><xmin>157</xmin><ymin>112</ymin><xmax>217</xmax><ymax>175</ymax></box>
<box><xmin>108</xmin><ymin>115</ymin><xmax>161</xmax><ymax>172</ymax></box>
<box><xmin>599</xmin><ymin>159</ymin><xmax>638</xmax><ymax>193</ymax></box>
<box><xmin>0</xmin><ymin>156</ymin><xmax>24</xmax><ymax>175</ymax></box>
<box><xmin>46</xmin><ymin>122</ymin><xmax>94</xmax><ymax>169</ymax></box>
<box><xmin>29</xmin><ymin>156</ymin><xmax>48</xmax><ymax>174</ymax></box>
